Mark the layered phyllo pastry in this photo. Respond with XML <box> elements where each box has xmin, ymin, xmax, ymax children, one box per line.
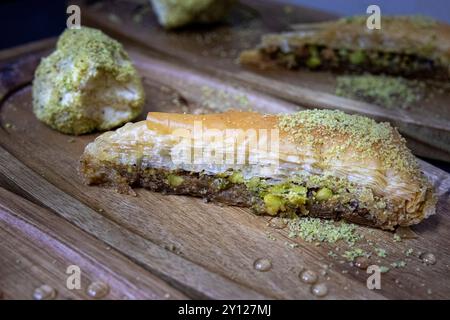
<box><xmin>80</xmin><ymin>110</ymin><xmax>436</xmax><ymax>230</ymax></box>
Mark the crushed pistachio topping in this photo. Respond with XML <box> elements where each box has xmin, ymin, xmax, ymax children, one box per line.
<box><xmin>32</xmin><ymin>27</ymin><xmax>144</xmax><ymax>135</ymax></box>
<box><xmin>405</xmin><ymin>248</ymin><xmax>414</xmax><ymax>256</ymax></box>
<box><xmin>393</xmin><ymin>234</ymin><xmax>402</xmax><ymax>242</ymax></box>
<box><xmin>336</xmin><ymin>75</ymin><xmax>423</xmax><ymax>109</ymax></box>
<box><xmin>56</xmin><ymin>27</ymin><xmax>136</xmax><ymax>83</ymax></box>
<box><xmin>287</xmin><ymin>217</ymin><xmax>362</xmax><ymax>245</ymax></box>
<box><xmin>278</xmin><ymin>109</ymin><xmax>419</xmax><ymax>175</ymax></box>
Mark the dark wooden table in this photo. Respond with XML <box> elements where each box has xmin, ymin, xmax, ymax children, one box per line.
<box><xmin>0</xmin><ymin>0</ymin><xmax>449</xmax><ymax>299</ymax></box>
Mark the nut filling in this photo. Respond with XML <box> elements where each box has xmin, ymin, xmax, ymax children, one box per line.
<box><xmin>80</xmin><ymin>160</ymin><xmax>394</xmax><ymax>229</ymax></box>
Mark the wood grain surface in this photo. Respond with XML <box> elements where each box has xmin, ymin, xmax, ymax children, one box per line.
<box><xmin>0</xmin><ymin>0</ymin><xmax>450</xmax><ymax>300</ymax></box>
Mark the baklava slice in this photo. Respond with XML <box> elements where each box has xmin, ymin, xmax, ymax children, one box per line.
<box><xmin>79</xmin><ymin>110</ymin><xmax>436</xmax><ymax>230</ymax></box>
<box><xmin>240</xmin><ymin>16</ymin><xmax>450</xmax><ymax>80</ymax></box>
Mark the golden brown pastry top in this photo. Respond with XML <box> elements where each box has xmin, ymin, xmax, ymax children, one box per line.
<box><xmin>146</xmin><ymin>109</ymin><xmax>435</xmax><ymax>219</ymax></box>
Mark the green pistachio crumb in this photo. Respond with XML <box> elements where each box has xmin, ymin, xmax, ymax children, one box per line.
<box><xmin>380</xmin><ymin>266</ymin><xmax>390</xmax><ymax>273</ymax></box>
<box><xmin>328</xmin><ymin>251</ymin><xmax>338</xmax><ymax>258</ymax></box>
<box><xmin>278</xmin><ymin>109</ymin><xmax>420</xmax><ymax>176</ymax></box>
<box><xmin>267</xmin><ymin>233</ymin><xmax>277</xmax><ymax>241</ymax></box>
<box><xmin>335</xmin><ymin>74</ymin><xmax>423</xmax><ymax>109</ymax></box>
<box><xmin>264</xmin><ymin>194</ymin><xmax>285</xmax><ymax>216</ymax></box>
<box><xmin>391</xmin><ymin>260</ymin><xmax>407</xmax><ymax>268</ymax></box>
<box><xmin>342</xmin><ymin>248</ymin><xmax>368</xmax><ymax>261</ymax></box>
<box><xmin>375</xmin><ymin>248</ymin><xmax>387</xmax><ymax>258</ymax></box>
<box><xmin>228</xmin><ymin>171</ymin><xmax>244</xmax><ymax>184</ymax></box>
<box><xmin>167</xmin><ymin>174</ymin><xmax>184</xmax><ymax>187</ymax></box>
<box><xmin>315</xmin><ymin>187</ymin><xmax>333</xmax><ymax>201</ymax></box>
<box><xmin>287</xmin><ymin>217</ymin><xmax>362</xmax><ymax>245</ymax></box>
<box><xmin>306</xmin><ymin>54</ymin><xmax>321</xmax><ymax>68</ymax></box>
<box><xmin>285</xmin><ymin>242</ymin><xmax>298</xmax><ymax>248</ymax></box>
<box><xmin>405</xmin><ymin>248</ymin><xmax>414</xmax><ymax>256</ymax></box>
<box><xmin>349</xmin><ymin>50</ymin><xmax>366</xmax><ymax>65</ymax></box>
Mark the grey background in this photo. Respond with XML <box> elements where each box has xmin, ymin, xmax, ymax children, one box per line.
<box><xmin>285</xmin><ymin>0</ymin><xmax>450</xmax><ymax>23</ymax></box>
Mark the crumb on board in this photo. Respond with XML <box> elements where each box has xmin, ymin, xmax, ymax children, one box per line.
<box><xmin>391</xmin><ymin>260</ymin><xmax>407</xmax><ymax>268</ymax></box>
<box><xmin>380</xmin><ymin>266</ymin><xmax>390</xmax><ymax>273</ymax></box>
<box><xmin>375</xmin><ymin>248</ymin><xmax>387</xmax><ymax>258</ymax></box>
<box><xmin>287</xmin><ymin>217</ymin><xmax>362</xmax><ymax>245</ymax></box>
<box><xmin>342</xmin><ymin>248</ymin><xmax>368</xmax><ymax>262</ymax></box>
<box><xmin>335</xmin><ymin>74</ymin><xmax>424</xmax><ymax>109</ymax></box>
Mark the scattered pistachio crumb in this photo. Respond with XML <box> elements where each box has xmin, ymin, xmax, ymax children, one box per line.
<box><xmin>287</xmin><ymin>217</ymin><xmax>362</xmax><ymax>245</ymax></box>
<box><xmin>335</xmin><ymin>74</ymin><xmax>423</xmax><ymax>109</ymax></box>
<box><xmin>380</xmin><ymin>266</ymin><xmax>390</xmax><ymax>273</ymax></box>
<box><xmin>393</xmin><ymin>234</ymin><xmax>402</xmax><ymax>242</ymax></box>
<box><xmin>5</xmin><ymin>123</ymin><xmax>12</xmax><ymax>129</ymax></box>
<box><xmin>328</xmin><ymin>251</ymin><xmax>338</xmax><ymax>258</ymax></box>
<box><xmin>285</xmin><ymin>242</ymin><xmax>298</xmax><ymax>249</ymax></box>
<box><xmin>375</xmin><ymin>248</ymin><xmax>387</xmax><ymax>258</ymax></box>
<box><xmin>342</xmin><ymin>248</ymin><xmax>368</xmax><ymax>261</ymax></box>
<box><xmin>391</xmin><ymin>261</ymin><xmax>407</xmax><ymax>268</ymax></box>
<box><xmin>267</xmin><ymin>233</ymin><xmax>277</xmax><ymax>241</ymax></box>
<box><xmin>405</xmin><ymin>248</ymin><xmax>414</xmax><ymax>256</ymax></box>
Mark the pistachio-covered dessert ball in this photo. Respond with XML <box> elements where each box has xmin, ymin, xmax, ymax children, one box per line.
<box><xmin>32</xmin><ymin>27</ymin><xmax>145</xmax><ymax>135</ymax></box>
<box><xmin>150</xmin><ymin>0</ymin><xmax>235</xmax><ymax>29</ymax></box>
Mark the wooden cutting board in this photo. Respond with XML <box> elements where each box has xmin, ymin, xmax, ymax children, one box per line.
<box><xmin>76</xmin><ymin>0</ymin><xmax>450</xmax><ymax>163</ymax></box>
<box><xmin>1</xmin><ymin>1</ymin><xmax>450</xmax><ymax>300</ymax></box>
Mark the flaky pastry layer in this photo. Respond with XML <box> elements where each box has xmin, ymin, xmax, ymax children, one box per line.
<box><xmin>80</xmin><ymin>110</ymin><xmax>436</xmax><ymax>229</ymax></box>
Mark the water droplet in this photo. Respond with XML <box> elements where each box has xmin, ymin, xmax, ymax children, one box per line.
<box><xmin>299</xmin><ymin>269</ymin><xmax>318</xmax><ymax>284</ymax></box>
<box><xmin>420</xmin><ymin>252</ymin><xmax>436</xmax><ymax>265</ymax></box>
<box><xmin>311</xmin><ymin>283</ymin><xmax>328</xmax><ymax>297</ymax></box>
<box><xmin>253</xmin><ymin>258</ymin><xmax>272</xmax><ymax>272</ymax></box>
<box><xmin>33</xmin><ymin>285</ymin><xmax>56</xmax><ymax>300</ymax></box>
<box><xmin>354</xmin><ymin>256</ymin><xmax>369</xmax><ymax>270</ymax></box>
<box><xmin>268</xmin><ymin>218</ymin><xmax>287</xmax><ymax>229</ymax></box>
<box><xmin>87</xmin><ymin>281</ymin><xmax>109</xmax><ymax>299</ymax></box>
